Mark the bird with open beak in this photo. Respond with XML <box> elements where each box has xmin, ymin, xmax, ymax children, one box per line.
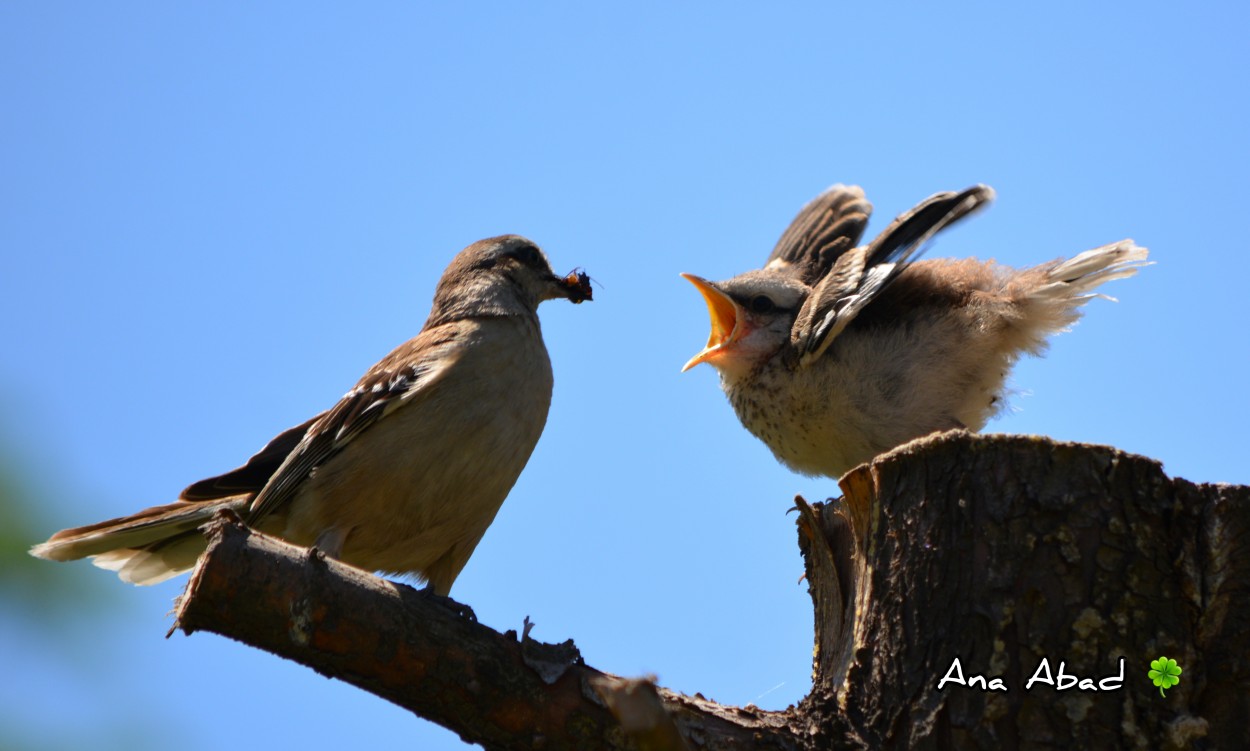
<box><xmin>682</xmin><ymin>184</ymin><xmax>1148</xmax><ymax>478</ymax></box>
<box><xmin>32</xmin><ymin>235</ymin><xmax>591</xmax><ymax>595</ymax></box>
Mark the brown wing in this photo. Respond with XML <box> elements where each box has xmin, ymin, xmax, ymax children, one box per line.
<box><xmin>790</xmin><ymin>185</ymin><xmax>995</xmax><ymax>367</ymax></box>
<box><xmin>862</xmin><ymin>184</ymin><xmax>994</xmax><ymax>267</ymax></box>
<box><xmin>179</xmin><ymin>413</ymin><xmax>325</xmax><ymax>501</ymax></box>
<box><xmin>244</xmin><ymin>323</ymin><xmax>464</xmax><ymax>525</ymax></box>
<box><xmin>765</xmin><ymin>184</ymin><xmax>872</xmax><ymax>285</ymax></box>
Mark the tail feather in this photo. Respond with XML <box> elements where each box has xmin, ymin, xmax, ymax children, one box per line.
<box><xmin>29</xmin><ymin>496</ymin><xmax>249</xmax><ymax>585</ymax></box>
<box><xmin>92</xmin><ymin>532</ymin><xmax>209</xmax><ymax>585</ymax></box>
<box><xmin>1007</xmin><ymin>239</ymin><xmax>1149</xmax><ymax>353</ymax></box>
<box><xmin>1041</xmin><ymin>240</ymin><xmax>1151</xmax><ymax>302</ymax></box>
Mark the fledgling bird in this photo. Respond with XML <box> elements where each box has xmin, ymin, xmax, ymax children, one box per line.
<box><xmin>31</xmin><ymin>235</ymin><xmax>592</xmax><ymax>594</ymax></box>
<box><xmin>682</xmin><ymin>184</ymin><xmax>1148</xmax><ymax>478</ymax></box>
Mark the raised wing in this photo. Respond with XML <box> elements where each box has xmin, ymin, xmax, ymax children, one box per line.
<box><xmin>789</xmin><ymin>185</ymin><xmax>995</xmax><ymax>368</ymax></box>
<box><xmin>765</xmin><ymin>184</ymin><xmax>873</xmax><ymax>285</ymax></box>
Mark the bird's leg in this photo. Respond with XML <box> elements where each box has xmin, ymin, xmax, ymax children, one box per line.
<box><xmin>418</xmin><ymin>581</ymin><xmax>478</xmax><ymax>622</ymax></box>
<box><xmin>311</xmin><ymin>526</ymin><xmax>349</xmax><ymax>559</ymax></box>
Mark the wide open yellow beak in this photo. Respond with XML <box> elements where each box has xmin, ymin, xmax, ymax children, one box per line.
<box><xmin>681</xmin><ymin>273</ymin><xmax>743</xmax><ymax>372</ymax></box>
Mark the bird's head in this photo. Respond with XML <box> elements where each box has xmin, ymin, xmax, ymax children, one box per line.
<box><xmin>429</xmin><ymin>235</ymin><xmax>592</xmax><ymax>325</ymax></box>
<box><xmin>680</xmin><ymin>270</ymin><xmax>805</xmax><ymax>380</ymax></box>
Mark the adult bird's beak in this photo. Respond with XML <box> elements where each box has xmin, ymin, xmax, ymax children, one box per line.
<box><xmin>681</xmin><ymin>273</ymin><xmax>744</xmax><ymax>372</ymax></box>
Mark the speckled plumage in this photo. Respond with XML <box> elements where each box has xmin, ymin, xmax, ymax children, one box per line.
<box><xmin>684</xmin><ymin>184</ymin><xmax>1148</xmax><ymax>478</ymax></box>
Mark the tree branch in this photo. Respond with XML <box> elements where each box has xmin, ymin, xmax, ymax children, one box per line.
<box><xmin>172</xmin><ymin>432</ymin><xmax>1250</xmax><ymax>749</ymax></box>
<box><xmin>172</xmin><ymin>514</ymin><xmax>805</xmax><ymax>751</ymax></box>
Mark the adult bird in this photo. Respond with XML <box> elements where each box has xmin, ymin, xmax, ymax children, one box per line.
<box><xmin>32</xmin><ymin>235</ymin><xmax>592</xmax><ymax>595</ymax></box>
<box><xmin>682</xmin><ymin>184</ymin><xmax>1147</xmax><ymax>478</ymax></box>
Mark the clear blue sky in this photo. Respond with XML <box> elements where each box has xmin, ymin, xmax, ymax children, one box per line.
<box><xmin>2</xmin><ymin>4</ymin><xmax>1246</xmax><ymax>750</ymax></box>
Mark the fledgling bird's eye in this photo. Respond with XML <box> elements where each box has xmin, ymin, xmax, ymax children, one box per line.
<box><xmin>750</xmin><ymin>295</ymin><xmax>776</xmax><ymax>314</ymax></box>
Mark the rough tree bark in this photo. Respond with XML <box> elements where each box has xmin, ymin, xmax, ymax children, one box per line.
<box><xmin>172</xmin><ymin>431</ymin><xmax>1249</xmax><ymax>750</ymax></box>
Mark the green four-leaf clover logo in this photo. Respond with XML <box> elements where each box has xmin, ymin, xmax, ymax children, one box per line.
<box><xmin>1148</xmin><ymin>656</ymin><xmax>1182</xmax><ymax>697</ymax></box>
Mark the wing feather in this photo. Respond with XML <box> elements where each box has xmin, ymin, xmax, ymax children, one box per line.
<box><xmin>765</xmin><ymin>185</ymin><xmax>872</xmax><ymax>284</ymax></box>
<box><xmin>179</xmin><ymin>413</ymin><xmax>324</xmax><ymax>501</ymax></box>
<box><xmin>790</xmin><ymin>185</ymin><xmax>994</xmax><ymax>367</ymax></box>
<box><xmin>245</xmin><ymin>324</ymin><xmax>464</xmax><ymax>524</ymax></box>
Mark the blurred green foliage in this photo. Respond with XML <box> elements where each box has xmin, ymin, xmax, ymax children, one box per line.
<box><xmin>0</xmin><ymin>456</ymin><xmax>114</xmax><ymax>621</ymax></box>
<box><xmin>0</xmin><ymin>446</ymin><xmax>156</xmax><ymax>751</ymax></box>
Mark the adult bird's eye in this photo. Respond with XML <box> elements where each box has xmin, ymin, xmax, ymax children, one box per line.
<box><xmin>750</xmin><ymin>295</ymin><xmax>776</xmax><ymax>314</ymax></box>
<box><xmin>516</xmin><ymin>245</ymin><xmax>540</xmax><ymax>265</ymax></box>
